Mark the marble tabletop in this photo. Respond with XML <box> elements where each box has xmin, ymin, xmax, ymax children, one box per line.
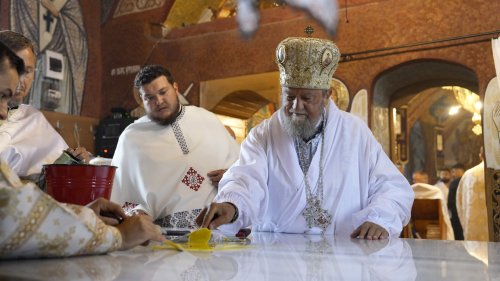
<box><xmin>0</xmin><ymin>232</ymin><xmax>498</xmax><ymax>280</ymax></box>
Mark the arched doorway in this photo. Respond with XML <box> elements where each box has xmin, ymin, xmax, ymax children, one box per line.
<box><xmin>200</xmin><ymin>72</ymin><xmax>280</xmax><ymax>143</ymax></box>
<box><xmin>372</xmin><ymin>59</ymin><xmax>481</xmax><ymax>183</ymax></box>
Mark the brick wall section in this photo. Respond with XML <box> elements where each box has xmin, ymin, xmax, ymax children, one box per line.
<box><xmin>79</xmin><ymin>0</ymin><xmax>103</xmax><ymax>118</ymax></box>
<box><xmin>2</xmin><ymin>0</ymin><xmax>499</xmax><ymax>117</ymax></box>
<box><xmin>0</xmin><ymin>0</ymin><xmax>9</xmax><ymax>29</ymax></box>
<box><xmin>99</xmin><ymin>0</ymin><xmax>500</xmax><ymax>117</ymax></box>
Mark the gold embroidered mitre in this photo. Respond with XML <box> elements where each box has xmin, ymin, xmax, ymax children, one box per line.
<box><xmin>276</xmin><ymin>37</ymin><xmax>340</xmax><ymax>90</ymax></box>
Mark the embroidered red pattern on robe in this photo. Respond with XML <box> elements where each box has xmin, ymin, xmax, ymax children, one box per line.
<box><xmin>182</xmin><ymin>167</ymin><xmax>204</xmax><ymax>191</ymax></box>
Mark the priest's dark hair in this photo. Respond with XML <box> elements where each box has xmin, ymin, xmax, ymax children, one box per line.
<box><xmin>0</xmin><ymin>41</ymin><xmax>25</xmax><ymax>75</ymax></box>
<box><xmin>0</xmin><ymin>30</ymin><xmax>37</xmax><ymax>55</ymax></box>
<box><xmin>134</xmin><ymin>64</ymin><xmax>175</xmax><ymax>89</ymax></box>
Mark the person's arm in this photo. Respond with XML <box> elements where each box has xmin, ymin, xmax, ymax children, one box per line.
<box><xmin>197</xmin><ymin>122</ymin><xmax>269</xmax><ymax>232</ymax></box>
<box><xmin>0</xmin><ymin>181</ymin><xmax>122</xmax><ymax>258</ymax></box>
<box><xmin>0</xmin><ymin>175</ymin><xmax>164</xmax><ymax>258</ymax></box>
<box><xmin>351</xmin><ymin>134</ymin><xmax>414</xmax><ymax>238</ymax></box>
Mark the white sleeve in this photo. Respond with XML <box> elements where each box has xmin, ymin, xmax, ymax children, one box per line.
<box><xmin>351</xmin><ymin>137</ymin><xmax>414</xmax><ymax>237</ymax></box>
<box><xmin>214</xmin><ymin>124</ymin><xmax>269</xmax><ymax>233</ymax></box>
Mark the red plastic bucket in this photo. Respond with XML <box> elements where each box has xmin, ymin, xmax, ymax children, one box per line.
<box><xmin>44</xmin><ymin>164</ymin><xmax>117</xmax><ymax>206</ymax></box>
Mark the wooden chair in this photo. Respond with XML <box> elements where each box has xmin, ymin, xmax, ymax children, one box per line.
<box><xmin>403</xmin><ymin>199</ymin><xmax>446</xmax><ymax>239</ymax></box>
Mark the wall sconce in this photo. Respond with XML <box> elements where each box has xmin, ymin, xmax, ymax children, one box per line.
<box><xmin>472</xmin><ymin>112</ymin><xmax>482</xmax><ymax>135</ymax></box>
<box><xmin>393</xmin><ymin>107</ymin><xmax>402</xmax><ymax>135</ymax></box>
<box><xmin>395</xmin><ymin>106</ymin><xmax>408</xmax><ymax>163</ymax></box>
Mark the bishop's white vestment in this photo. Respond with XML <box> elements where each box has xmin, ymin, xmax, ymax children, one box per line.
<box><xmin>111</xmin><ymin>106</ymin><xmax>240</xmax><ymax>228</ymax></box>
<box><xmin>456</xmin><ymin>161</ymin><xmax>488</xmax><ymax>241</ymax></box>
<box><xmin>0</xmin><ymin>105</ymin><xmax>67</xmax><ymax>178</ymax></box>
<box><xmin>216</xmin><ymin>101</ymin><xmax>413</xmax><ymax>236</ymax></box>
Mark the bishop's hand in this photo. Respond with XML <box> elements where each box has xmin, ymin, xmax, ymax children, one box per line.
<box><xmin>350</xmin><ymin>221</ymin><xmax>389</xmax><ymax>240</ymax></box>
<box><xmin>196</xmin><ymin>202</ymin><xmax>237</xmax><ymax>229</ymax></box>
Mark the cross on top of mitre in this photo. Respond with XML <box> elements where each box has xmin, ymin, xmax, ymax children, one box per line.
<box><xmin>304</xmin><ymin>26</ymin><xmax>314</xmax><ymax>37</ymax></box>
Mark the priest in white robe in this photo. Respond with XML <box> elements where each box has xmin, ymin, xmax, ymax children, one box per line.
<box><xmin>0</xmin><ymin>159</ymin><xmax>166</xmax><ymax>258</ymax></box>
<box><xmin>456</xmin><ymin>148</ymin><xmax>488</xmax><ymax>241</ymax></box>
<box><xmin>0</xmin><ymin>43</ymin><xmax>164</xmax><ymax>258</ymax></box>
<box><xmin>0</xmin><ymin>31</ymin><xmax>89</xmax><ymax>182</ymax></box>
<box><xmin>411</xmin><ymin>183</ymin><xmax>454</xmax><ymax>240</ymax></box>
<box><xmin>0</xmin><ymin>104</ymin><xmax>67</xmax><ymax>176</ymax></box>
<box><xmin>198</xmin><ymin>37</ymin><xmax>413</xmax><ymax>239</ymax></box>
<box><xmin>434</xmin><ymin>167</ymin><xmax>451</xmax><ymax>201</ymax></box>
<box><xmin>111</xmin><ymin>65</ymin><xmax>240</xmax><ymax>229</ymax></box>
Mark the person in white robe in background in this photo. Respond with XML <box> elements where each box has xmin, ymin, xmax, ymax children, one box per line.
<box><xmin>198</xmin><ymin>37</ymin><xmax>413</xmax><ymax>239</ymax></box>
<box><xmin>0</xmin><ymin>31</ymin><xmax>89</xmax><ymax>182</ymax></box>
<box><xmin>411</xmin><ymin>183</ymin><xmax>454</xmax><ymax>240</ymax></box>
<box><xmin>434</xmin><ymin>167</ymin><xmax>451</xmax><ymax>202</ymax></box>
<box><xmin>456</xmin><ymin>147</ymin><xmax>488</xmax><ymax>241</ymax></box>
<box><xmin>0</xmin><ymin>42</ymin><xmax>165</xmax><ymax>259</ymax></box>
<box><xmin>111</xmin><ymin>65</ymin><xmax>239</xmax><ymax>229</ymax></box>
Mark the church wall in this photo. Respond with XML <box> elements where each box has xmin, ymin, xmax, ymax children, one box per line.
<box><xmin>0</xmin><ymin>0</ymin><xmax>102</xmax><ymax>118</ymax></box>
<box><xmin>79</xmin><ymin>0</ymin><xmax>103</xmax><ymax>118</ymax></box>
<box><xmin>100</xmin><ymin>1</ymin><xmax>173</xmax><ymax>117</ymax></box>
<box><xmin>100</xmin><ymin>0</ymin><xmax>500</xmax><ymax>118</ymax></box>
<box><xmin>1</xmin><ymin>0</ymin><xmax>499</xmax><ymax>118</ymax></box>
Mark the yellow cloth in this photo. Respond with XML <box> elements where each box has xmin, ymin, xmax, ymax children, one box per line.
<box><xmin>456</xmin><ymin>161</ymin><xmax>488</xmax><ymax>241</ymax></box>
<box><xmin>0</xmin><ymin>160</ymin><xmax>122</xmax><ymax>258</ymax></box>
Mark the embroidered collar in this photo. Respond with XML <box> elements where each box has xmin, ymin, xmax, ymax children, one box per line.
<box><xmin>172</xmin><ymin>105</ymin><xmax>189</xmax><ymax>154</ymax></box>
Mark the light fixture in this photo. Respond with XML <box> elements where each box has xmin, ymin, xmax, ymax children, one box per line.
<box><xmin>472</xmin><ymin>124</ymin><xmax>482</xmax><ymax>135</ymax></box>
<box><xmin>472</xmin><ymin>112</ymin><xmax>482</xmax><ymax>136</ymax></box>
<box><xmin>472</xmin><ymin>112</ymin><xmax>481</xmax><ymax>123</ymax></box>
<box><xmin>443</xmin><ymin>86</ymin><xmax>482</xmax><ymax>135</ymax></box>
<box><xmin>474</xmin><ymin>101</ymin><xmax>482</xmax><ymax>111</ymax></box>
<box><xmin>442</xmin><ymin>86</ymin><xmax>480</xmax><ymax>113</ymax></box>
<box><xmin>448</xmin><ymin>105</ymin><xmax>461</xmax><ymax>115</ymax></box>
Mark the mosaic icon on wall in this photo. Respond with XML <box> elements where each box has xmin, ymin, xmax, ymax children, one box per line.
<box><xmin>330</xmin><ymin>78</ymin><xmax>349</xmax><ymax>111</ymax></box>
<box><xmin>484</xmin><ymin>77</ymin><xmax>500</xmax><ymax>170</ymax></box>
<box><xmin>350</xmin><ymin>89</ymin><xmax>368</xmax><ymax>124</ymax></box>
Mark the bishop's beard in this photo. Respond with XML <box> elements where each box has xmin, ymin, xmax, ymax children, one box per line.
<box><xmin>280</xmin><ymin>108</ymin><xmax>322</xmax><ymax>140</ymax></box>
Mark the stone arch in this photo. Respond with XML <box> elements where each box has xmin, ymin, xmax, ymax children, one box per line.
<box><xmin>371</xmin><ymin>59</ymin><xmax>479</xmax><ymax>155</ymax></box>
<box><xmin>211</xmin><ymin>90</ymin><xmax>272</xmax><ymax>119</ymax></box>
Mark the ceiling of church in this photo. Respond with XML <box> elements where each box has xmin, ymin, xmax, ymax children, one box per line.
<box><xmin>160</xmin><ymin>0</ymin><xmax>377</xmax><ymax>28</ymax></box>
<box><xmin>162</xmin><ymin>0</ymin><xmax>283</xmax><ymax>33</ymax></box>
<box><xmin>211</xmin><ymin>90</ymin><xmax>272</xmax><ymax>119</ymax></box>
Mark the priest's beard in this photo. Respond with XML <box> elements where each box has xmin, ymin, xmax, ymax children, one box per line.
<box><xmin>440</xmin><ymin>178</ymin><xmax>450</xmax><ymax>183</ymax></box>
<box><xmin>148</xmin><ymin>99</ymin><xmax>181</xmax><ymax>126</ymax></box>
<box><xmin>281</xmin><ymin>108</ymin><xmax>323</xmax><ymax>140</ymax></box>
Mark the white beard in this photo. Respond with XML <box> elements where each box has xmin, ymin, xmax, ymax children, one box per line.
<box><xmin>280</xmin><ymin>108</ymin><xmax>321</xmax><ymax>140</ymax></box>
